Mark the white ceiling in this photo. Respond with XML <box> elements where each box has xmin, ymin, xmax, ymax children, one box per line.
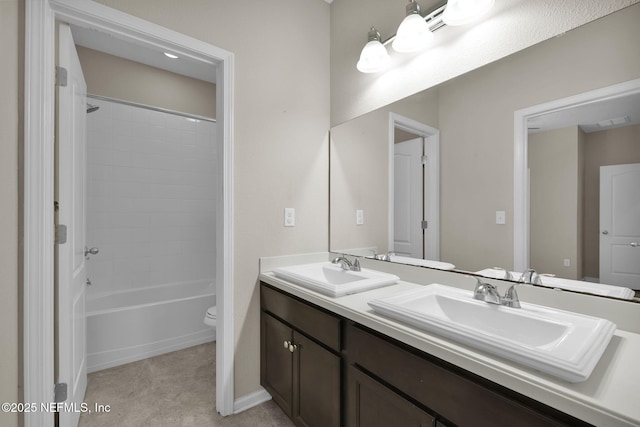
<box><xmin>528</xmin><ymin>91</ymin><xmax>640</xmax><ymax>134</ymax></box>
<box><xmin>71</xmin><ymin>24</ymin><xmax>217</xmax><ymax>83</ymax></box>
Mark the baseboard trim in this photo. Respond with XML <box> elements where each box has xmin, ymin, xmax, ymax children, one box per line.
<box><xmin>233</xmin><ymin>388</ymin><xmax>272</xmax><ymax>414</ymax></box>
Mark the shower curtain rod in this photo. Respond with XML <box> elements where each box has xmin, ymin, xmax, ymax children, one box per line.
<box><xmin>87</xmin><ymin>94</ymin><xmax>217</xmax><ymax>123</ymax></box>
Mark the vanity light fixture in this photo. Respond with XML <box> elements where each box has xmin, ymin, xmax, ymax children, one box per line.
<box><xmin>357</xmin><ymin>0</ymin><xmax>496</xmax><ymax>73</ymax></box>
<box><xmin>356</xmin><ymin>27</ymin><xmax>391</xmax><ymax>73</ymax></box>
<box><xmin>392</xmin><ymin>0</ymin><xmax>434</xmax><ymax>53</ymax></box>
<box><xmin>164</xmin><ymin>52</ymin><xmax>179</xmax><ymax>59</ymax></box>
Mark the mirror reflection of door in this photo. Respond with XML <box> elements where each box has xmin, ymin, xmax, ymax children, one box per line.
<box><xmin>600</xmin><ymin>163</ymin><xmax>640</xmax><ymax>288</ymax></box>
<box><xmin>390</xmin><ymin>115</ymin><xmax>440</xmax><ymax>263</ymax></box>
<box><xmin>394</xmin><ymin>137</ymin><xmax>424</xmax><ymax>258</ymax></box>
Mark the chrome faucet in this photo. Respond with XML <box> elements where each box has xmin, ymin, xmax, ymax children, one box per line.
<box><xmin>370</xmin><ymin>250</ymin><xmax>392</xmax><ymax>261</ymax></box>
<box><xmin>332</xmin><ymin>256</ymin><xmax>361</xmax><ymax>272</ymax></box>
<box><xmin>473</xmin><ymin>278</ymin><xmax>523</xmax><ymax>309</ymax></box>
<box><xmin>518</xmin><ymin>268</ymin><xmax>539</xmax><ymax>284</ymax></box>
<box><xmin>473</xmin><ymin>279</ymin><xmax>502</xmax><ymax>305</ymax></box>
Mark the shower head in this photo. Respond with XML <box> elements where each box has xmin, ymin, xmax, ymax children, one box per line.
<box><xmin>87</xmin><ymin>103</ymin><xmax>100</xmax><ymax>113</ymax></box>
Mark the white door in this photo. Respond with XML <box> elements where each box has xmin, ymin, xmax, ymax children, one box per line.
<box><xmin>57</xmin><ymin>23</ymin><xmax>88</xmax><ymax>427</ymax></box>
<box><xmin>394</xmin><ymin>138</ymin><xmax>423</xmax><ymax>258</ymax></box>
<box><xmin>600</xmin><ymin>163</ymin><xmax>640</xmax><ymax>289</ymax></box>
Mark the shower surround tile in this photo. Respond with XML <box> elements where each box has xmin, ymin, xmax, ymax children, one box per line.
<box><xmin>86</xmin><ymin>97</ymin><xmax>217</xmax><ymax>298</ymax></box>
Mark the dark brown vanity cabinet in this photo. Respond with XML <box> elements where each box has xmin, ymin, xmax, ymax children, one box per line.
<box><xmin>345</xmin><ymin>323</ymin><xmax>592</xmax><ymax>427</ymax></box>
<box><xmin>261</xmin><ymin>284</ymin><xmax>341</xmax><ymax>427</ymax></box>
<box><xmin>347</xmin><ymin>364</ymin><xmax>435</xmax><ymax>427</ymax></box>
<box><xmin>261</xmin><ymin>283</ymin><xmax>593</xmax><ymax>427</ymax></box>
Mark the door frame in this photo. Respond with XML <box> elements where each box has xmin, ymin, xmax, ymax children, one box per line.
<box><xmin>24</xmin><ymin>1</ymin><xmax>235</xmax><ymax>425</ymax></box>
<box><xmin>513</xmin><ymin>78</ymin><xmax>640</xmax><ymax>272</ymax></box>
<box><xmin>388</xmin><ymin>113</ymin><xmax>440</xmax><ymax>261</ymax></box>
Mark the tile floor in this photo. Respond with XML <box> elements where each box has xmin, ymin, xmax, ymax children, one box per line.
<box><xmin>79</xmin><ymin>342</ymin><xmax>294</xmax><ymax>427</ymax></box>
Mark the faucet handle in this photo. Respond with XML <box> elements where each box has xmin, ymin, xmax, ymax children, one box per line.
<box><xmin>353</xmin><ymin>258</ymin><xmax>361</xmax><ymax>271</ymax></box>
<box><xmin>518</xmin><ymin>268</ymin><xmax>537</xmax><ymax>283</ymax></box>
<box><xmin>503</xmin><ymin>283</ymin><xmax>522</xmax><ymax>308</ymax></box>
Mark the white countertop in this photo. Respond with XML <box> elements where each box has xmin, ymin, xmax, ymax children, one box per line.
<box><xmin>259</xmin><ymin>254</ymin><xmax>640</xmax><ymax>427</ymax></box>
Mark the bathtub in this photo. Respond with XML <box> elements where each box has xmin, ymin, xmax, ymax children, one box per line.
<box><xmin>86</xmin><ymin>280</ymin><xmax>216</xmax><ymax>373</ymax></box>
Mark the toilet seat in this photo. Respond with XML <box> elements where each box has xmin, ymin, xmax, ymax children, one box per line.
<box><xmin>204</xmin><ymin>305</ymin><xmax>217</xmax><ymax>328</ymax></box>
<box><xmin>206</xmin><ymin>306</ymin><xmax>217</xmax><ymax>319</ymax></box>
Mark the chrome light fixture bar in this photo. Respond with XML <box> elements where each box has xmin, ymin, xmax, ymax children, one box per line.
<box><xmin>357</xmin><ymin>0</ymin><xmax>495</xmax><ymax>73</ymax></box>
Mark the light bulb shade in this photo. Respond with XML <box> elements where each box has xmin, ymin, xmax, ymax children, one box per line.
<box><xmin>357</xmin><ymin>39</ymin><xmax>391</xmax><ymax>73</ymax></box>
<box><xmin>442</xmin><ymin>0</ymin><xmax>495</xmax><ymax>26</ymax></box>
<box><xmin>392</xmin><ymin>13</ymin><xmax>434</xmax><ymax>53</ymax></box>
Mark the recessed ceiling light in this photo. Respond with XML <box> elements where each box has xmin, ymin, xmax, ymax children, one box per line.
<box><xmin>164</xmin><ymin>52</ymin><xmax>179</xmax><ymax>59</ymax></box>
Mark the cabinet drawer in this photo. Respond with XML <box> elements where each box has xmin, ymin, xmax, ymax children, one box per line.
<box><xmin>345</xmin><ymin>323</ymin><xmax>590</xmax><ymax>427</ymax></box>
<box><xmin>261</xmin><ymin>283</ymin><xmax>341</xmax><ymax>352</ymax></box>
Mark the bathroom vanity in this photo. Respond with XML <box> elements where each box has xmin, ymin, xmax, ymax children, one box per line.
<box><xmin>259</xmin><ymin>254</ymin><xmax>640</xmax><ymax>427</ymax></box>
<box><xmin>261</xmin><ymin>282</ymin><xmax>588</xmax><ymax>427</ymax></box>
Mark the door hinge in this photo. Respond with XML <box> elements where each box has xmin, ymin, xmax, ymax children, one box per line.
<box><xmin>421</xmin><ymin>155</ymin><xmax>428</xmax><ymax>165</ymax></box>
<box><xmin>56</xmin><ymin>66</ymin><xmax>68</xmax><ymax>87</ymax></box>
<box><xmin>421</xmin><ymin>220</ymin><xmax>428</xmax><ymax>229</ymax></box>
<box><xmin>56</xmin><ymin>224</ymin><xmax>67</xmax><ymax>244</ymax></box>
<box><xmin>54</xmin><ymin>383</ymin><xmax>67</xmax><ymax>403</ymax></box>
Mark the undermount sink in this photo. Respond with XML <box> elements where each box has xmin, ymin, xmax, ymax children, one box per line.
<box><xmin>475</xmin><ymin>268</ymin><xmax>635</xmax><ymax>300</ymax></box>
<box><xmin>273</xmin><ymin>262</ymin><xmax>400</xmax><ymax>297</ymax></box>
<box><xmin>368</xmin><ymin>284</ymin><xmax>616</xmax><ymax>382</ymax></box>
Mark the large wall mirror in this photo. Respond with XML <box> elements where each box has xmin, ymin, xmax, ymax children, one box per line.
<box><xmin>329</xmin><ymin>4</ymin><xmax>640</xmax><ymax>302</ymax></box>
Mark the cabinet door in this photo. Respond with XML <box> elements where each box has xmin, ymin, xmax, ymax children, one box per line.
<box><xmin>347</xmin><ymin>365</ymin><xmax>435</xmax><ymax>427</ymax></box>
<box><xmin>293</xmin><ymin>331</ymin><xmax>341</xmax><ymax>427</ymax></box>
<box><xmin>261</xmin><ymin>313</ymin><xmax>294</xmax><ymax>417</ymax></box>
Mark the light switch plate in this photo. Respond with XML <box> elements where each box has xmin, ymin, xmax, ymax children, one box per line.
<box><xmin>284</xmin><ymin>208</ymin><xmax>295</xmax><ymax>227</ymax></box>
<box><xmin>564</xmin><ymin>258</ymin><xmax>571</xmax><ymax>267</ymax></box>
<box><xmin>356</xmin><ymin>209</ymin><xmax>364</xmax><ymax>225</ymax></box>
<box><xmin>496</xmin><ymin>211</ymin><xmax>506</xmax><ymax>225</ymax></box>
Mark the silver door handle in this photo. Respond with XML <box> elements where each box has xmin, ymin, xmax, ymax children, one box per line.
<box><xmin>631</xmin><ymin>242</ymin><xmax>638</xmax><ymax>247</ymax></box>
<box><xmin>84</xmin><ymin>246</ymin><xmax>99</xmax><ymax>257</ymax></box>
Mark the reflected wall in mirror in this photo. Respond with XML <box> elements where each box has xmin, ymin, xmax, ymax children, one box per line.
<box><xmin>329</xmin><ymin>3</ymin><xmax>640</xmax><ymax>301</ymax></box>
<box><xmin>519</xmin><ymin>83</ymin><xmax>640</xmax><ymax>291</ymax></box>
<box><xmin>330</xmin><ymin>88</ymin><xmax>439</xmax><ymax>256</ymax></box>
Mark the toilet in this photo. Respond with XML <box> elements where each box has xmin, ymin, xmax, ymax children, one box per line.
<box><xmin>204</xmin><ymin>305</ymin><xmax>217</xmax><ymax>340</ymax></box>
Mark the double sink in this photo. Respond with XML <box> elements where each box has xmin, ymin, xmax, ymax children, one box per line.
<box><xmin>272</xmin><ymin>261</ymin><xmax>616</xmax><ymax>383</ymax></box>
